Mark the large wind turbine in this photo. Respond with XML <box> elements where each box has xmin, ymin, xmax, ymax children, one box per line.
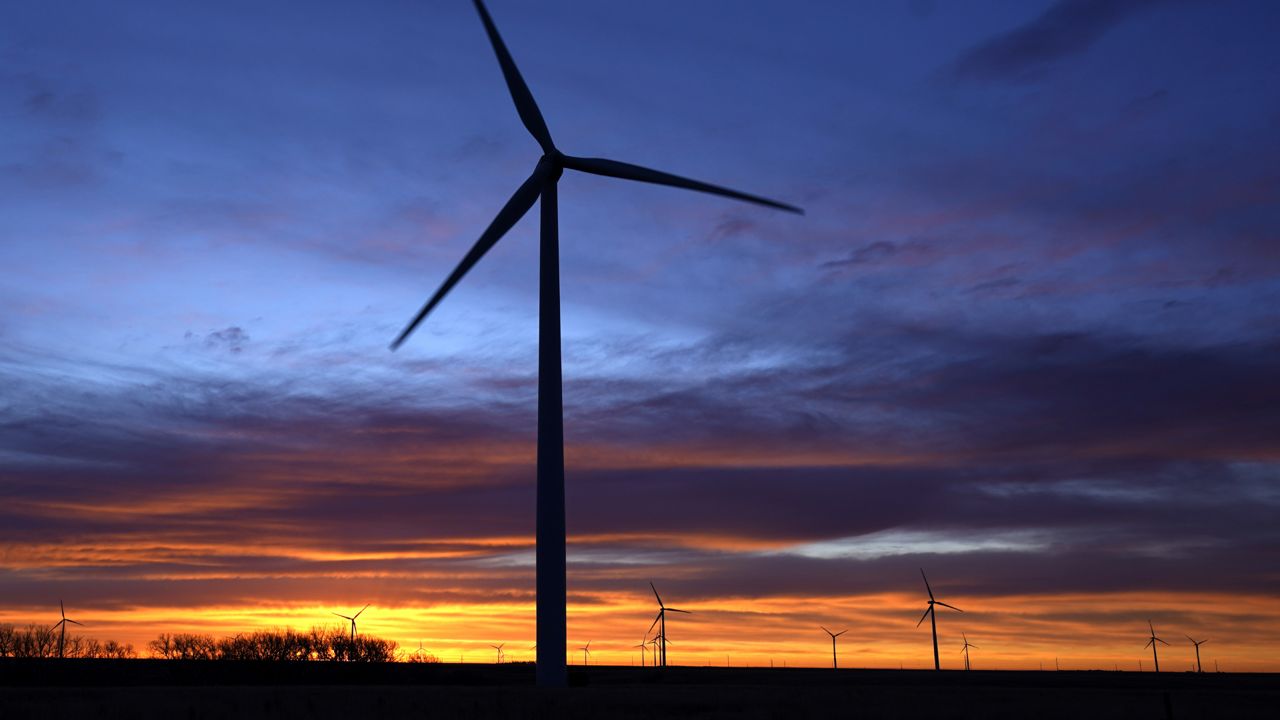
<box><xmin>491</xmin><ymin>642</ymin><xmax>505</xmax><ymax>664</ymax></box>
<box><xmin>1185</xmin><ymin>635</ymin><xmax>1208</xmax><ymax>673</ymax></box>
<box><xmin>821</xmin><ymin>626</ymin><xmax>846</xmax><ymax>669</ymax></box>
<box><xmin>916</xmin><ymin>569</ymin><xmax>963</xmax><ymax>671</ymax></box>
<box><xmin>388</xmin><ymin>0</ymin><xmax>800</xmax><ymax>689</ymax></box>
<box><xmin>647</xmin><ymin>582</ymin><xmax>691</xmax><ymax>668</ymax></box>
<box><xmin>1144</xmin><ymin>620</ymin><xmax>1168</xmax><ymax>672</ymax></box>
<box><xmin>333</xmin><ymin>604</ymin><xmax>369</xmax><ymax>643</ymax></box>
<box><xmin>53</xmin><ymin>600</ymin><xmax>83</xmax><ymax>659</ymax></box>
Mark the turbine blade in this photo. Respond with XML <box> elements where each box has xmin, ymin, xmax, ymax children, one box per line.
<box><xmin>354</xmin><ymin>604</ymin><xmax>369</xmax><ymax>619</ymax></box>
<box><xmin>916</xmin><ymin>606</ymin><xmax>931</xmax><ymax>628</ymax></box>
<box><xmin>390</xmin><ymin>164</ymin><xmax>547</xmax><ymax>350</ymax></box>
<box><xmin>970</xmin><ymin>644</ymin><xmax>979</xmax><ymax>649</ymax></box>
<box><xmin>561</xmin><ymin>155</ymin><xmax>802</xmax><ymax>214</ymax></box>
<box><xmin>835</xmin><ymin>630</ymin><xmax>847</xmax><ymax>637</ymax></box>
<box><xmin>650</xmin><ymin>581</ymin><xmax>664</xmax><ymax>608</ymax></box>
<box><xmin>647</xmin><ymin>612</ymin><xmax>661</xmax><ymax>635</ymax></box>
<box><xmin>1157</xmin><ymin>638</ymin><xmax>1169</xmax><ymax>646</ymax></box>
<box><xmin>61</xmin><ymin>600</ymin><xmax>66</xmax><ymax>618</ymax></box>
<box><xmin>67</xmin><ymin>619</ymin><xmax>83</xmax><ymax>626</ymax></box>
<box><xmin>821</xmin><ymin>626</ymin><xmax>831</xmax><ymax>636</ymax></box>
<box><xmin>936</xmin><ymin>601</ymin><xmax>963</xmax><ymax>613</ymax></box>
<box><xmin>333</xmin><ymin>613</ymin><xmax>351</xmax><ymax>620</ymax></box>
<box><xmin>471</xmin><ymin>0</ymin><xmax>554</xmax><ymax>152</ymax></box>
<box><xmin>920</xmin><ymin>568</ymin><xmax>935</xmax><ymax>601</ymax></box>
<box><xmin>667</xmin><ymin>608</ymin><xmax>691</xmax><ymax>614</ymax></box>
<box><xmin>1144</xmin><ymin>639</ymin><xmax>1154</xmax><ymax>648</ymax></box>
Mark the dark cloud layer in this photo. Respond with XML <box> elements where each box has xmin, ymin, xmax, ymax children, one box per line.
<box><xmin>3</xmin><ymin>321</ymin><xmax>1276</xmax><ymax>607</ymax></box>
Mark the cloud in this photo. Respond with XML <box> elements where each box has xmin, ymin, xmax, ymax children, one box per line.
<box><xmin>201</xmin><ymin>327</ymin><xmax>250</xmax><ymax>354</ymax></box>
<box><xmin>822</xmin><ymin>240</ymin><xmax>935</xmax><ymax>269</ymax></box>
<box><xmin>950</xmin><ymin>0</ymin><xmax>1188</xmax><ymax>83</ymax></box>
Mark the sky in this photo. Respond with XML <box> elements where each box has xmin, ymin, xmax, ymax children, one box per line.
<box><xmin>1</xmin><ymin>0</ymin><xmax>1278</xmax><ymax>670</ymax></box>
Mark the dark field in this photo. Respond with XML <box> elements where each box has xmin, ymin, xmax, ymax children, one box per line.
<box><xmin>1</xmin><ymin>659</ymin><xmax>1275</xmax><ymax>719</ymax></box>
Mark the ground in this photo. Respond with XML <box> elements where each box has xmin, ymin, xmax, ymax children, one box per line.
<box><xmin>1</xmin><ymin>659</ymin><xmax>1275</xmax><ymax>718</ymax></box>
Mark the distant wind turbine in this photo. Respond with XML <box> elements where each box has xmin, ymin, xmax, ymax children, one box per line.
<box><xmin>579</xmin><ymin>641</ymin><xmax>591</xmax><ymax>666</ymax></box>
<box><xmin>960</xmin><ymin>634</ymin><xmax>979</xmax><ymax>671</ymax></box>
<box><xmin>53</xmin><ymin>600</ymin><xmax>83</xmax><ymax>659</ymax></box>
<box><xmin>821</xmin><ymin>627</ymin><xmax>847</xmax><ymax>669</ymax></box>
<box><xmin>491</xmin><ymin>642</ymin><xmax>505</xmax><ymax>664</ymax></box>
<box><xmin>647</xmin><ymin>636</ymin><xmax>662</xmax><ymax>667</ymax></box>
<box><xmin>1144</xmin><ymin>620</ymin><xmax>1168</xmax><ymax>672</ymax></box>
<box><xmin>387</xmin><ymin>0</ymin><xmax>801</xmax><ymax>689</ymax></box>
<box><xmin>332</xmin><ymin>604</ymin><xmax>369</xmax><ymax>643</ymax></box>
<box><xmin>1185</xmin><ymin>635</ymin><xmax>1208</xmax><ymax>673</ymax></box>
<box><xmin>647</xmin><ymin>582</ymin><xmax>691</xmax><ymax>667</ymax></box>
<box><xmin>916</xmin><ymin>569</ymin><xmax>963</xmax><ymax>671</ymax></box>
<box><xmin>633</xmin><ymin>640</ymin><xmax>648</xmax><ymax>668</ymax></box>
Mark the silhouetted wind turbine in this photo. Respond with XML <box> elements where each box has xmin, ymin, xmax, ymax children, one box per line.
<box><xmin>388</xmin><ymin>0</ymin><xmax>801</xmax><ymax>689</ymax></box>
<box><xmin>579</xmin><ymin>641</ymin><xmax>591</xmax><ymax>666</ymax></box>
<box><xmin>916</xmin><ymin>569</ymin><xmax>962</xmax><ymax>671</ymax></box>
<box><xmin>332</xmin><ymin>604</ymin><xmax>369</xmax><ymax>643</ymax></box>
<box><xmin>647</xmin><ymin>636</ymin><xmax>662</xmax><ymax>667</ymax></box>
<box><xmin>491</xmin><ymin>642</ymin><xmax>505</xmax><ymax>664</ymax></box>
<box><xmin>821</xmin><ymin>627</ymin><xmax>847</xmax><ymax>669</ymax></box>
<box><xmin>647</xmin><ymin>582</ymin><xmax>691</xmax><ymax>667</ymax></box>
<box><xmin>960</xmin><ymin>633</ymin><xmax>978</xmax><ymax>671</ymax></box>
<box><xmin>633</xmin><ymin>640</ymin><xmax>648</xmax><ymax>667</ymax></box>
<box><xmin>1144</xmin><ymin>620</ymin><xmax>1168</xmax><ymax>672</ymax></box>
<box><xmin>1185</xmin><ymin>635</ymin><xmax>1207</xmax><ymax>673</ymax></box>
<box><xmin>53</xmin><ymin>600</ymin><xmax>83</xmax><ymax>659</ymax></box>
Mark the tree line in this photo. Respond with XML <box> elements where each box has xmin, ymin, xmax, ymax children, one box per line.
<box><xmin>0</xmin><ymin>624</ymin><xmax>136</xmax><ymax>659</ymax></box>
<box><xmin>1</xmin><ymin>623</ymin><xmax>439</xmax><ymax>662</ymax></box>
<box><xmin>147</xmin><ymin>626</ymin><xmax>410</xmax><ymax>662</ymax></box>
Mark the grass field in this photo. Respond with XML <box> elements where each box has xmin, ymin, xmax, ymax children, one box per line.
<box><xmin>2</xmin><ymin>659</ymin><xmax>1275</xmax><ymax>719</ymax></box>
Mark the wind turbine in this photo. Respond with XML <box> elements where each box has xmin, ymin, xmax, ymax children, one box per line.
<box><xmin>916</xmin><ymin>569</ymin><xmax>962</xmax><ymax>671</ymax></box>
<box><xmin>633</xmin><ymin>640</ymin><xmax>648</xmax><ymax>668</ymax></box>
<box><xmin>1144</xmin><ymin>620</ymin><xmax>1168</xmax><ymax>672</ymax></box>
<box><xmin>52</xmin><ymin>600</ymin><xmax>83</xmax><ymax>659</ymax></box>
<box><xmin>646</xmin><ymin>582</ymin><xmax>691</xmax><ymax>668</ymax></box>
<box><xmin>579</xmin><ymin>641</ymin><xmax>591</xmax><ymax>666</ymax></box>
<box><xmin>388</xmin><ymin>0</ymin><xmax>801</xmax><ymax>689</ymax></box>
<box><xmin>960</xmin><ymin>634</ymin><xmax>978</xmax><ymax>671</ymax></box>
<box><xmin>821</xmin><ymin>627</ymin><xmax>847</xmax><ymax>669</ymax></box>
<box><xmin>647</xmin><ymin>636</ymin><xmax>662</xmax><ymax>667</ymax></box>
<box><xmin>332</xmin><ymin>604</ymin><xmax>369</xmax><ymax>643</ymax></box>
<box><xmin>1185</xmin><ymin>635</ymin><xmax>1207</xmax><ymax>673</ymax></box>
<box><xmin>491</xmin><ymin>642</ymin><xmax>505</xmax><ymax>664</ymax></box>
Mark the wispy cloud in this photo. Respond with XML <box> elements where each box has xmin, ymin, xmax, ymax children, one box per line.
<box><xmin>950</xmin><ymin>0</ymin><xmax>1191</xmax><ymax>83</ymax></box>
